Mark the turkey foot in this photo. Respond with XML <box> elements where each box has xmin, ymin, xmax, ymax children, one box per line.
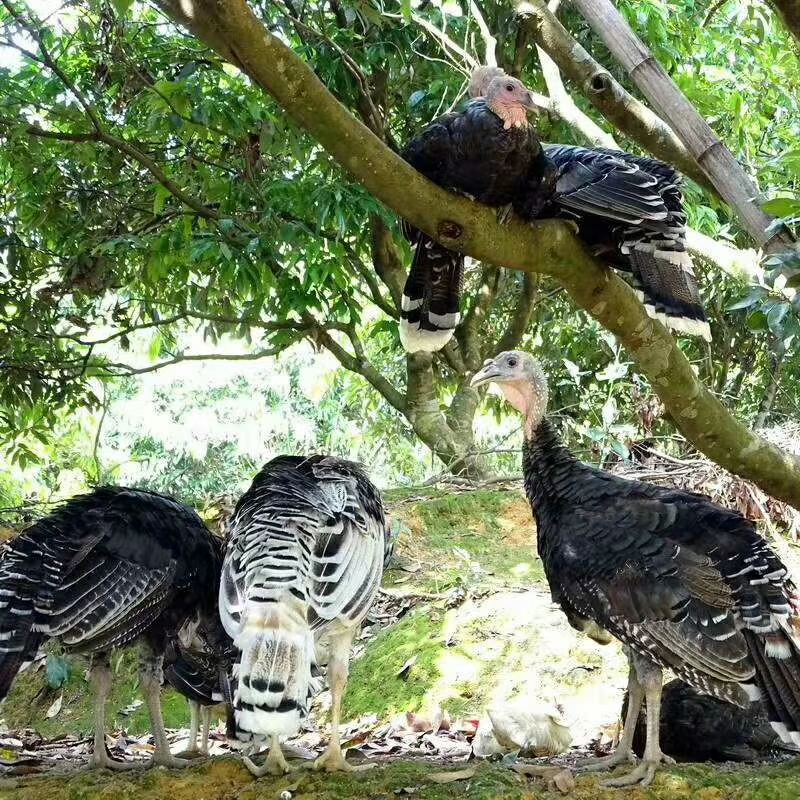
<box><xmin>602</xmin><ymin>753</ymin><xmax>675</xmax><ymax>788</ymax></box>
<box><xmin>313</xmin><ymin>747</ymin><xmax>375</xmax><ymax>773</ymax></box>
<box><xmin>575</xmin><ymin>747</ymin><xmax>636</xmax><ymax>773</ymax></box>
<box><xmin>243</xmin><ymin>736</ymin><xmax>290</xmax><ymax>777</ymax></box>
<box><xmin>89</xmin><ymin>747</ymin><xmax>140</xmax><ymax>771</ymax></box>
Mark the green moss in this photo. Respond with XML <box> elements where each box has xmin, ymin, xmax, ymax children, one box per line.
<box><xmin>5</xmin><ymin>757</ymin><xmax>800</xmax><ymax>800</ymax></box>
<box><xmin>0</xmin><ymin>649</ymin><xmax>195</xmax><ymax>738</ymax></box>
<box><xmin>342</xmin><ymin>609</ymin><xmax>447</xmax><ymax>720</ymax></box>
<box><xmin>388</xmin><ymin>489</ymin><xmax>543</xmax><ymax>593</ymax></box>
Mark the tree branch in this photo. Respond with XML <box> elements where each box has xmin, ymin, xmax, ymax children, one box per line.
<box><xmin>569</xmin><ymin>0</ymin><xmax>797</xmax><ymax>252</ymax></box>
<box><xmin>155</xmin><ymin>0</ymin><xmax>800</xmax><ymax>507</ymax></box>
<box><xmin>517</xmin><ymin>0</ymin><xmax>715</xmax><ymax>193</ymax></box>
<box><xmin>459</xmin><ymin>265</ymin><xmax>503</xmax><ymax>370</ymax></box>
<box><xmin>303</xmin><ymin>314</ymin><xmax>406</xmax><ymax>412</ymax></box>
<box><xmin>466</xmin><ymin>0</ymin><xmax>498</xmax><ymax>66</ymax></box>
<box><xmin>766</xmin><ymin>0</ymin><xmax>800</xmax><ymax>50</ymax></box>
<box><xmin>101</xmin><ymin>347</ymin><xmax>289</xmax><ymax>376</ymax></box>
<box><xmin>494</xmin><ymin>273</ymin><xmax>540</xmax><ymax>354</ymax></box>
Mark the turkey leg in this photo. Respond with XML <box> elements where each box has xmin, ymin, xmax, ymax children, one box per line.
<box><xmin>88</xmin><ymin>653</ymin><xmax>138</xmax><ymax>770</ymax></box>
<box><xmin>602</xmin><ymin>655</ymin><xmax>674</xmax><ymax>788</ymax></box>
<box><xmin>140</xmin><ymin>649</ymin><xmax>191</xmax><ymax>768</ymax></box>
<box><xmin>243</xmin><ymin>734</ymin><xmax>290</xmax><ymax>776</ymax></box>
<box><xmin>314</xmin><ymin>626</ymin><xmax>373</xmax><ymax>772</ymax></box>
<box><xmin>575</xmin><ymin>653</ymin><xmax>642</xmax><ymax>773</ymax></box>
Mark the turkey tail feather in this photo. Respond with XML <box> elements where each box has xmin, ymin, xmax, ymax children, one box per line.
<box><xmin>745</xmin><ymin>628</ymin><xmax>800</xmax><ymax>746</ymax></box>
<box><xmin>233</xmin><ymin>596</ymin><xmax>315</xmax><ymax>740</ymax></box>
<box><xmin>400</xmin><ymin>233</ymin><xmax>463</xmax><ymax>353</ymax></box>
<box><xmin>0</xmin><ymin>532</ymin><xmax>48</xmax><ymax>700</ymax></box>
<box><xmin>624</xmin><ymin>236</ymin><xmax>711</xmax><ymax>342</ymax></box>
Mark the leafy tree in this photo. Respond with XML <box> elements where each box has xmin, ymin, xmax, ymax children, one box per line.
<box><xmin>0</xmin><ymin>0</ymin><xmax>798</xmax><ymax>487</ymax></box>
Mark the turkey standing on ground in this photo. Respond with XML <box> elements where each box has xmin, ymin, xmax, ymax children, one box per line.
<box><xmin>468</xmin><ymin>69</ymin><xmax>710</xmax><ymax>342</ymax></box>
<box><xmin>399</xmin><ymin>68</ymin><xmax>557</xmax><ymax>353</ymax></box>
<box><xmin>471</xmin><ymin>351</ymin><xmax>800</xmax><ymax>787</ymax></box>
<box><xmin>164</xmin><ymin>610</ymin><xmax>235</xmax><ymax>757</ymax></box>
<box><xmin>625</xmin><ymin>678</ymin><xmax>789</xmax><ymax>763</ymax></box>
<box><xmin>220</xmin><ymin>455</ymin><xmax>391</xmax><ymax>775</ymax></box>
<box><xmin>0</xmin><ymin>487</ymin><xmax>223</xmax><ymax>769</ymax></box>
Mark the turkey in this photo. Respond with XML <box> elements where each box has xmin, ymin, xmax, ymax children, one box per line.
<box><xmin>399</xmin><ymin>68</ymin><xmax>557</xmax><ymax>353</ymax></box>
<box><xmin>469</xmin><ymin>69</ymin><xmax>710</xmax><ymax>342</ymax></box>
<box><xmin>471</xmin><ymin>350</ymin><xmax>800</xmax><ymax>787</ymax></box>
<box><xmin>625</xmin><ymin>678</ymin><xmax>789</xmax><ymax>762</ymax></box>
<box><xmin>164</xmin><ymin>618</ymin><xmax>235</xmax><ymax>757</ymax></box>
<box><xmin>0</xmin><ymin>486</ymin><xmax>223</xmax><ymax>769</ymax></box>
<box><xmin>165</xmin><ymin>651</ymin><xmax>221</xmax><ymax>757</ymax></box>
<box><xmin>220</xmin><ymin>454</ymin><xmax>391</xmax><ymax>775</ymax></box>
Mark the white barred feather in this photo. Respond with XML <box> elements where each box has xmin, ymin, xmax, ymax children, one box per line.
<box><xmin>221</xmin><ymin>455</ymin><xmax>388</xmax><ymax>741</ymax></box>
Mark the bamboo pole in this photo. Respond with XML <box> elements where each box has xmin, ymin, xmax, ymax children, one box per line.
<box><xmin>569</xmin><ymin>0</ymin><xmax>796</xmax><ymax>253</ymax></box>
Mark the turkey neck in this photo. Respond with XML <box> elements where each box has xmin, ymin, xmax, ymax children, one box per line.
<box><xmin>521</xmin><ymin>418</ymin><xmax>580</xmax><ymax>522</ymax></box>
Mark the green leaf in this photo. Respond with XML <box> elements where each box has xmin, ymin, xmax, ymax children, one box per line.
<box><xmin>110</xmin><ymin>0</ymin><xmax>133</xmax><ymax>17</ymax></box>
<box><xmin>762</xmin><ymin>197</ymin><xmax>800</xmax><ymax>218</ymax></box>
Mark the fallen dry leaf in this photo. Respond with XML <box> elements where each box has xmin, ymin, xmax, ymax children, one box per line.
<box><xmin>427</xmin><ymin>767</ymin><xmax>476</xmax><ymax>784</ymax></box>
<box><xmin>396</xmin><ymin>656</ymin><xmax>418</xmax><ymax>679</ymax></box>
<box><xmin>552</xmin><ymin>769</ymin><xmax>575</xmax><ymax>794</ymax></box>
<box><xmin>45</xmin><ymin>694</ymin><xmax>63</xmax><ymax>719</ymax></box>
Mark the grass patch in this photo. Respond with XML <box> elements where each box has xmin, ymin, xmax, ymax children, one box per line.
<box><xmin>5</xmin><ymin>756</ymin><xmax>800</xmax><ymax>800</ymax></box>
<box><xmin>387</xmin><ymin>489</ymin><xmax>543</xmax><ymax>593</ymax></box>
<box><xmin>0</xmin><ymin>648</ymin><xmax>195</xmax><ymax>738</ymax></box>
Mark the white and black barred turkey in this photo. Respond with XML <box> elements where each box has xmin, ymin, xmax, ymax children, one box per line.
<box><xmin>471</xmin><ymin>351</ymin><xmax>800</xmax><ymax>787</ymax></box>
<box><xmin>399</xmin><ymin>68</ymin><xmax>556</xmax><ymax>353</ymax></box>
<box><xmin>0</xmin><ymin>487</ymin><xmax>223</xmax><ymax>769</ymax></box>
<box><xmin>220</xmin><ymin>455</ymin><xmax>391</xmax><ymax>775</ymax></box>
<box><xmin>465</xmin><ymin>68</ymin><xmax>711</xmax><ymax>343</ymax></box>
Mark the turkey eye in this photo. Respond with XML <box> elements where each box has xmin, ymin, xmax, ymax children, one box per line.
<box><xmin>507</xmin><ymin>357</ymin><xmax>518</xmax><ymax>367</ymax></box>
<box><xmin>505</xmin><ymin>84</ymin><xmax>514</xmax><ymax>92</ymax></box>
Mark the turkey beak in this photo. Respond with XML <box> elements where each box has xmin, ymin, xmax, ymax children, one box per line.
<box><xmin>521</xmin><ymin>91</ymin><xmax>540</xmax><ymax>113</ymax></box>
<box><xmin>470</xmin><ymin>361</ymin><xmax>502</xmax><ymax>387</ymax></box>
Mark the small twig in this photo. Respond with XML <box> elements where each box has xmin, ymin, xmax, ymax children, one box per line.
<box><xmin>466</xmin><ymin>0</ymin><xmax>497</xmax><ymax>65</ymax></box>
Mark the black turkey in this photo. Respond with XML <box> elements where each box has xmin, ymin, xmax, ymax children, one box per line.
<box><xmin>469</xmin><ymin>69</ymin><xmax>710</xmax><ymax>341</ymax></box>
<box><xmin>0</xmin><ymin>486</ymin><xmax>222</xmax><ymax>769</ymax></box>
<box><xmin>471</xmin><ymin>351</ymin><xmax>800</xmax><ymax>787</ymax></box>
<box><xmin>220</xmin><ymin>455</ymin><xmax>391</xmax><ymax>775</ymax></box>
<box><xmin>399</xmin><ymin>68</ymin><xmax>556</xmax><ymax>352</ymax></box>
<box><xmin>164</xmin><ymin>642</ymin><xmax>234</xmax><ymax>757</ymax></box>
<box><xmin>625</xmin><ymin>678</ymin><xmax>789</xmax><ymax>762</ymax></box>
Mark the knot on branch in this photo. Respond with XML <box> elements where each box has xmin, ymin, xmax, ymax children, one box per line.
<box><xmin>587</xmin><ymin>71</ymin><xmax>613</xmax><ymax>94</ymax></box>
<box><xmin>438</xmin><ymin>220</ymin><xmax>463</xmax><ymax>240</ymax></box>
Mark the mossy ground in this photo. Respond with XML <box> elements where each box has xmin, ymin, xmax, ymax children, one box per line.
<box><xmin>4</xmin><ymin>757</ymin><xmax>800</xmax><ymax>800</ymax></box>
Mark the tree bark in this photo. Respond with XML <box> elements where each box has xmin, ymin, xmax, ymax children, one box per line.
<box><xmin>767</xmin><ymin>0</ymin><xmax>800</xmax><ymax>50</ymax></box>
<box><xmin>569</xmin><ymin>0</ymin><xmax>797</xmax><ymax>253</ymax></box>
<box><xmin>155</xmin><ymin>0</ymin><xmax>800</xmax><ymax>508</ymax></box>
<box><xmin>516</xmin><ymin>0</ymin><xmax>714</xmax><ymax>192</ymax></box>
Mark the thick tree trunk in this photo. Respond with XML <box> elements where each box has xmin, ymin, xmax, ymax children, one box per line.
<box><xmin>767</xmin><ymin>0</ymin><xmax>800</xmax><ymax>50</ymax></box>
<box><xmin>569</xmin><ymin>0</ymin><xmax>797</xmax><ymax>253</ymax></box>
<box><xmin>405</xmin><ymin>352</ymin><xmax>488</xmax><ymax>479</ymax></box>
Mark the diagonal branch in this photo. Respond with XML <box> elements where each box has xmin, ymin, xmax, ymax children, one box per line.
<box><xmin>570</xmin><ymin>0</ymin><xmax>796</xmax><ymax>252</ymax></box>
<box><xmin>517</xmin><ymin>0</ymin><xmax>714</xmax><ymax>193</ymax></box>
<box><xmin>493</xmin><ymin>273</ymin><xmax>541</xmax><ymax>355</ymax></box>
<box><xmin>155</xmin><ymin>0</ymin><xmax>800</xmax><ymax>508</ymax></box>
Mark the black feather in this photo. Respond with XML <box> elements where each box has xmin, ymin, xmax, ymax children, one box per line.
<box><xmin>398</xmin><ymin>98</ymin><xmax>556</xmax><ymax>352</ymax></box>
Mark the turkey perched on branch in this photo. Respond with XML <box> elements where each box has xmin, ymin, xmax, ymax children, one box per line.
<box><xmin>471</xmin><ymin>351</ymin><xmax>800</xmax><ymax>787</ymax></box>
<box><xmin>399</xmin><ymin>68</ymin><xmax>557</xmax><ymax>353</ymax></box>
<box><xmin>220</xmin><ymin>455</ymin><xmax>391</xmax><ymax>775</ymax></box>
<box><xmin>0</xmin><ymin>487</ymin><xmax>223</xmax><ymax>769</ymax></box>
<box><xmin>626</xmin><ymin>678</ymin><xmax>789</xmax><ymax>762</ymax></box>
<box><xmin>467</xmin><ymin>68</ymin><xmax>711</xmax><ymax>342</ymax></box>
